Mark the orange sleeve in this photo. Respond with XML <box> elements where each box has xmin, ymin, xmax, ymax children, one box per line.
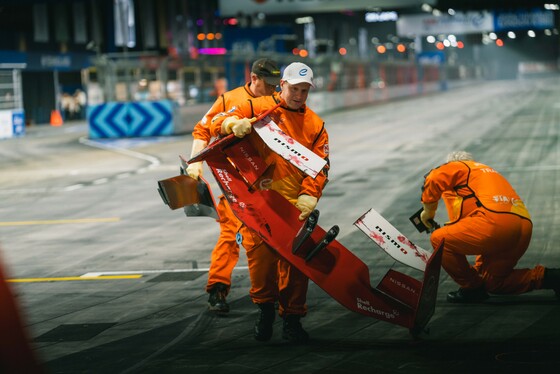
<box><xmin>421</xmin><ymin>162</ymin><xmax>467</xmax><ymax>204</ymax></box>
<box><xmin>209</xmin><ymin>97</ymin><xmax>258</xmax><ymax>138</ymax></box>
<box><xmin>192</xmin><ymin>95</ymin><xmax>226</xmax><ymax>142</ymax></box>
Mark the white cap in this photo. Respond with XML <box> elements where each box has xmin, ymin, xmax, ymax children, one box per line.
<box><xmin>282</xmin><ymin>62</ymin><xmax>315</xmax><ymax>88</ymax></box>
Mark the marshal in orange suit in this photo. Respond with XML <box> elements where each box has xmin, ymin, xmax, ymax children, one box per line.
<box><xmin>419</xmin><ymin>151</ymin><xmax>560</xmax><ymax>303</ymax></box>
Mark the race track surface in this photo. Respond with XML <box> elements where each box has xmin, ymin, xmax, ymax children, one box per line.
<box><xmin>1</xmin><ymin>77</ymin><xmax>559</xmax><ymax>373</ymax></box>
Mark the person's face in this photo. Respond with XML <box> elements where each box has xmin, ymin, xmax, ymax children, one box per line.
<box><xmin>250</xmin><ymin>73</ymin><xmax>277</xmax><ymax>97</ymax></box>
<box><xmin>280</xmin><ymin>81</ymin><xmax>311</xmax><ymax>110</ymax></box>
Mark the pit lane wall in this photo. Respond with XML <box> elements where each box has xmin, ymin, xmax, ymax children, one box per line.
<box><xmin>85</xmin><ymin>79</ymin><xmax>472</xmax><ymax>139</ymax></box>
<box><xmin>179</xmin><ymin>79</ymin><xmax>474</xmax><ymax>134</ymax></box>
<box><xmin>306</xmin><ymin>80</ymin><xmax>455</xmax><ymax>114</ymax></box>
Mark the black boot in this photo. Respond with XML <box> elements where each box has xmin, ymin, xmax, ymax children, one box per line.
<box><xmin>282</xmin><ymin>314</ymin><xmax>309</xmax><ymax>344</ymax></box>
<box><xmin>542</xmin><ymin>268</ymin><xmax>560</xmax><ymax>299</ymax></box>
<box><xmin>447</xmin><ymin>285</ymin><xmax>489</xmax><ymax>303</ymax></box>
<box><xmin>254</xmin><ymin>303</ymin><xmax>275</xmax><ymax>341</ymax></box>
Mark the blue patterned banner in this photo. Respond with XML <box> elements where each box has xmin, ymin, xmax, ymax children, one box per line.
<box><xmin>87</xmin><ymin>100</ymin><xmax>174</xmax><ymax>139</ymax></box>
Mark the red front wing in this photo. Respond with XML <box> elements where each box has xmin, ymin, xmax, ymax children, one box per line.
<box><xmin>189</xmin><ymin>133</ymin><xmax>443</xmax><ymax>335</ymax></box>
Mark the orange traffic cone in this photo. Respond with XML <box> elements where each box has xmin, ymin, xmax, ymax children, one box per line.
<box><xmin>50</xmin><ymin>110</ymin><xmax>63</xmax><ymax>127</ymax></box>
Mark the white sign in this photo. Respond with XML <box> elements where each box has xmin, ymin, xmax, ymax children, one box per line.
<box><xmin>365</xmin><ymin>12</ymin><xmax>398</xmax><ymax>23</ymax></box>
<box><xmin>253</xmin><ymin>117</ymin><xmax>327</xmax><ymax>179</ymax></box>
<box><xmin>397</xmin><ymin>11</ymin><xmax>494</xmax><ymax>37</ymax></box>
<box><xmin>0</xmin><ymin>110</ymin><xmax>13</xmax><ymax>139</ymax></box>
<box><xmin>494</xmin><ymin>9</ymin><xmax>554</xmax><ymax>31</ymax></box>
<box><xmin>354</xmin><ymin>208</ymin><xmax>431</xmax><ymax>271</ymax></box>
<box><xmin>219</xmin><ymin>0</ymin><xmax>434</xmax><ymax>17</ymax></box>
<box><xmin>114</xmin><ymin>0</ymin><xmax>136</xmax><ymax>48</ymax></box>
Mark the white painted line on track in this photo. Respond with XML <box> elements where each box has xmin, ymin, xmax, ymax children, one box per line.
<box><xmin>78</xmin><ymin>136</ymin><xmax>161</xmax><ymax>167</ymax></box>
<box><xmin>0</xmin><ymin>188</ymin><xmax>49</xmax><ymax>194</ymax></box>
<box><xmin>81</xmin><ymin>266</ymin><xmax>249</xmax><ymax>277</ymax></box>
<box><xmin>93</xmin><ymin>178</ymin><xmax>109</xmax><ymax>185</ymax></box>
<box><xmin>63</xmin><ymin>184</ymin><xmax>85</xmax><ymax>191</ymax></box>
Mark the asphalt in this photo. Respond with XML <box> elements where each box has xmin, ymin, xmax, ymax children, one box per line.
<box><xmin>1</xmin><ymin>76</ymin><xmax>560</xmax><ymax>373</ymax></box>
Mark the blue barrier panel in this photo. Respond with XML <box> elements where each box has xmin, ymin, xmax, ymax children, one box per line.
<box><xmin>87</xmin><ymin>100</ymin><xmax>174</xmax><ymax>139</ymax></box>
<box><xmin>0</xmin><ymin>109</ymin><xmax>25</xmax><ymax>140</ymax></box>
<box><xmin>12</xmin><ymin>110</ymin><xmax>25</xmax><ymax>137</ymax></box>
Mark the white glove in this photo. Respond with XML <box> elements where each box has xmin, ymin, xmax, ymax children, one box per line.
<box><xmin>185</xmin><ymin>139</ymin><xmax>208</xmax><ymax>179</ymax></box>
<box><xmin>296</xmin><ymin>194</ymin><xmax>318</xmax><ymax>221</ymax></box>
<box><xmin>222</xmin><ymin>116</ymin><xmax>252</xmax><ymax>138</ymax></box>
<box><xmin>186</xmin><ymin>162</ymin><xmax>203</xmax><ymax>179</ymax></box>
<box><xmin>420</xmin><ymin>202</ymin><xmax>438</xmax><ymax>230</ymax></box>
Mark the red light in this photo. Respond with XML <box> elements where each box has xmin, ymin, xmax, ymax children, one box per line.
<box><xmin>190</xmin><ymin>46</ymin><xmax>199</xmax><ymax>59</ymax></box>
<box><xmin>436</xmin><ymin>42</ymin><xmax>444</xmax><ymax>50</ymax></box>
<box><xmin>167</xmin><ymin>46</ymin><xmax>178</xmax><ymax>58</ymax></box>
<box><xmin>376</xmin><ymin>45</ymin><xmax>386</xmax><ymax>54</ymax></box>
<box><xmin>397</xmin><ymin>44</ymin><xmax>406</xmax><ymax>53</ymax></box>
<box><xmin>496</xmin><ymin>39</ymin><xmax>504</xmax><ymax>47</ymax></box>
<box><xmin>457</xmin><ymin>41</ymin><xmax>464</xmax><ymax>49</ymax></box>
<box><xmin>339</xmin><ymin>47</ymin><xmax>347</xmax><ymax>55</ymax></box>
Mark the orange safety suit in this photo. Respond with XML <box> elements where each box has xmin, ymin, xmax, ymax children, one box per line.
<box><xmin>210</xmin><ymin>94</ymin><xmax>330</xmax><ymax>316</ymax></box>
<box><xmin>422</xmin><ymin>160</ymin><xmax>545</xmax><ymax>294</ymax></box>
<box><xmin>192</xmin><ymin>83</ymin><xmax>258</xmax><ymax>294</ymax></box>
